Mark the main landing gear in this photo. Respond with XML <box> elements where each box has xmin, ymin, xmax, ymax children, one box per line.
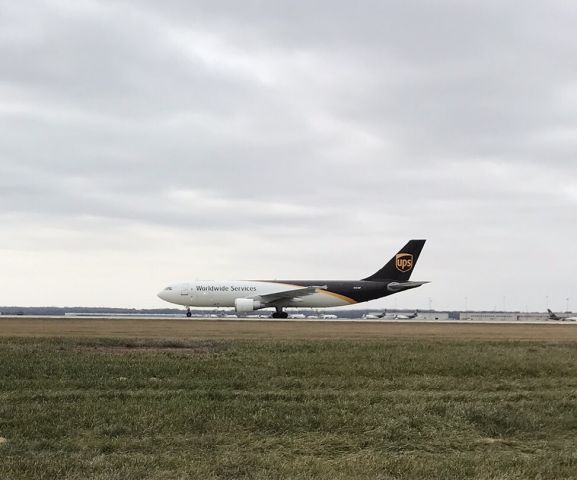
<box><xmin>186</xmin><ymin>307</ymin><xmax>192</xmax><ymax>318</ymax></box>
<box><xmin>272</xmin><ymin>307</ymin><xmax>288</xmax><ymax>319</ymax></box>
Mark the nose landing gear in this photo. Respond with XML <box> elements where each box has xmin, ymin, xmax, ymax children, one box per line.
<box><xmin>186</xmin><ymin>307</ymin><xmax>192</xmax><ymax>318</ymax></box>
<box><xmin>271</xmin><ymin>307</ymin><xmax>288</xmax><ymax>319</ymax></box>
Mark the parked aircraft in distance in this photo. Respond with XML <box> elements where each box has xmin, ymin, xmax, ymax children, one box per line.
<box><xmin>362</xmin><ymin>311</ymin><xmax>388</xmax><ymax>319</ymax></box>
<box><xmin>394</xmin><ymin>310</ymin><xmax>419</xmax><ymax>319</ymax></box>
<box><xmin>362</xmin><ymin>310</ymin><xmax>418</xmax><ymax>320</ymax></box>
<box><xmin>321</xmin><ymin>314</ymin><xmax>338</xmax><ymax>319</ymax></box>
<box><xmin>158</xmin><ymin>240</ymin><xmax>428</xmax><ymax>318</ymax></box>
<box><xmin>547</xmin><ymin>309</ymin><xmax>577</xmax><ymax>321</ymax></box>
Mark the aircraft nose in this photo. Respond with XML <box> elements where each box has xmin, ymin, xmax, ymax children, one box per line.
<box><xmin>157</xmin><ymin>289</ymin><xmax>171</xmax><ymax>301</ymax></box>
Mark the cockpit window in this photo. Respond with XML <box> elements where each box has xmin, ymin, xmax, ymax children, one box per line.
<box><xmin>164</xmin><ymin>287</ymin><xmax>173</xmax><ymax>291</ymax></box>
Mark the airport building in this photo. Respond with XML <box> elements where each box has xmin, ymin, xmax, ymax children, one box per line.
<box><xmin>458</xmin><ymin>312</ymin><xmax>550</xmax><ymax>322</ymax></box>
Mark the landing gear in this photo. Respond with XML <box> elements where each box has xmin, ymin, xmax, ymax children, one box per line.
<box><xmin>272</xmin><ymin>307</ymin><xmax>288</xmax><ymax>319</ymax></box>
<box><xmin>186</xmin><ymin>307</ymin><xmax>192</xmax><ymax>318</ymax></box>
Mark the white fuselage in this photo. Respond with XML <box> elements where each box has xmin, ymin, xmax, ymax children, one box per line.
<box><xmin>157</xmin><ymin>280</ymin><xmax>353</xmax><ymax>309</ymax></box>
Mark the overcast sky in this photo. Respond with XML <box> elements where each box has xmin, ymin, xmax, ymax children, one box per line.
<box><xmin>0</xmin><ymin>0</ymin><xmax>575</xmax><ymax>311</ymax></box>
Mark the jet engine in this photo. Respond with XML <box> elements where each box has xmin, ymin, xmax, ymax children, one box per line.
<box><xmin>234</xmin><ymin>298</ymin><xmax>262</xmax><ymax>313</ymax></box>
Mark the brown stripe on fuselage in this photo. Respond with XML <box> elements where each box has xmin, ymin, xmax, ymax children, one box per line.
<box><xmin>318</xmin><ymin>289</ymin><xmax>358</xmax><ymax>305</ymax></box>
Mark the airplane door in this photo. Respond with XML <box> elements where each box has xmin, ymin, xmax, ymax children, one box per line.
<box><xmin>180</xmin><ymin>285</ymin><xmax>189</xmax><ymax>296</ymax></box>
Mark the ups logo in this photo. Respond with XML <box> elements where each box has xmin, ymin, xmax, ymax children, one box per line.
<box><xmin>395</xmin><ymin>253</ymin><xmax>413</xmax><ymax>272</ymax></box>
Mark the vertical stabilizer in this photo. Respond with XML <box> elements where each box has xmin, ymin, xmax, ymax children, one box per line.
<box><xmin>363</xmin><ymin>240</ymin><xmax>426</xmax><ymax>282</ymax></box>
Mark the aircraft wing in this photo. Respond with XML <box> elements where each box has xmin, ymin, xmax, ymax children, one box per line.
<box><xmin>254</xmin><ymin>285</ymin><xmax>327</xmax><ymax>305</ymax></box>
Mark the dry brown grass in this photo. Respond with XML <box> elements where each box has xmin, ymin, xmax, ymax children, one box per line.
<box><xmin>0</xmin><ymin>316</ymin><xmax>574</xmax><ymax>341</ymax></box>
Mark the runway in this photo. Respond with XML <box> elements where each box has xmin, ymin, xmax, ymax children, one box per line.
<box><xmin>0</xmin><ymin>316</ymin><xmax>574</xmax><ymax>341</ymax></box>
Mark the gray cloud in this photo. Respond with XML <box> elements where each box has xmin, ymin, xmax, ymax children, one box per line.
<box><xmin>0</xmin><ymin>0</ymin><xmax>575</xmax><ymax>309</ymax></box>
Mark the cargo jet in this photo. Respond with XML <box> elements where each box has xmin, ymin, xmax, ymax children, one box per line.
<box><xmin>547</xmin><ymin>309</ymin><xmax>577</xmax><ymax>321</ymax></box>
<box><xmin>394</xmin><ymin>310</ymin><xmax>419</xmax><ymax>319</ymax></box>
<box><xmin>362</xmin><ymin>311</ymin><xmax>388</xmax><ymax>319</ymax></box>
<box><xmin>158</xmin><ymin>239</ymin><xmax>428</xmax><ymax>318</ymax></box>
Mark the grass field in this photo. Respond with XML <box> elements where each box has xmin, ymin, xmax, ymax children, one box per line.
<box><xmin>0</xmin><ymin>323</ymin><xmax>575</xmax><ymax>479</ymax></box>
<box><xmin>0</xmin><ymin>317</ymin><xmax>575</xmax><ymax>341</ymax></box>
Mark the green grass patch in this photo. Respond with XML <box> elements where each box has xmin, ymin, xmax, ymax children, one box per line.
<box><xmin>0</xmin><ymin>337</ymin><xmax>575</xmax><ymax>479</ymax></box>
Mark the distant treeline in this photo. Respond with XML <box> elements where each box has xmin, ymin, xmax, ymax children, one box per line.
<box><xmin>0</xmin><ymin>306</ymin><xmax>182</xmax><ymax>316</ymax></box>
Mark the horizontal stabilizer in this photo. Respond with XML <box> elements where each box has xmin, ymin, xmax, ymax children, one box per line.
<box><xmin>386</xmin><ymin>281</ymin><xmax>429</xmax><ymax>292</ymax></box>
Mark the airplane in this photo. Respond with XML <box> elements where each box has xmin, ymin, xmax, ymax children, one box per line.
<box><xmin>158</xmin><ymin>239</ymin><xmax>428</xmax><ymax>319</ymax></box>
<box><xmin>394</xmin><ymin>310</ymin><xmax>419</xmax><ymax>320</ymax></box>
<box><xmin>362</xmin><ymin>311</ymin><xmax>388</xmax><ymax>319</ymax></box>
<box><xmin>547</xmin><ymin>309</ymin><xmax>577</xmax><ymax>321</ymax></box>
